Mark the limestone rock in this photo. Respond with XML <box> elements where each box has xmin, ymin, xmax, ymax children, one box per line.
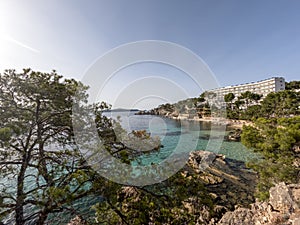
<box><xmin>218</xmin><ymin>208</ymin><xmax>255</xmax><ymax>225</ymax></box>
<box><xmin>269</xmin><ymin>182</ymin><xmax>298</xmax><ymax>213</ymax></box>
<box><xmin>217</xmin><ymin>182</ymin><xmax>300</xmax><ymax>225</ymax></box>
<box><xmin>188</xmin><ymin>151</ymin><xmax>216</xmax><ymax>171</ymax></box>
<box><xmin>67</xmin><ymin>216</ymin><xmax>86</xmax><ymax>225</ymax></box>
<box><xmin>186</xmin><ymin>150</ymin><xmax>257</xmax><ymax>214</ymax></box>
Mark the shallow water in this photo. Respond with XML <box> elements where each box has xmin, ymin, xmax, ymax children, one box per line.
<box><xmin>104</xmin><ymin>111</ymin><xmax>260</xmax><ymax>164</ymax></box>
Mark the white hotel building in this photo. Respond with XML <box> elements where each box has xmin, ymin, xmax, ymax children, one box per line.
<box><xmin>211</xmin><ymin>77</ymin><xmax>285</xmax><ymax>98</ymax></box>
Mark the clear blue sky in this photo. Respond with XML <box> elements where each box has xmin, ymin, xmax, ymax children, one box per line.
<box><xmin>1</xmin><ymin>0</ymin><xmax>299</xmax><ymax>109</ymax></box>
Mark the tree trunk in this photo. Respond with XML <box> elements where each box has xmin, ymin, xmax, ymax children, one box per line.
<box><xmin>15</xmin><ymin>154</ymin><xmax>27</xmax><ymax>225</ymax></box>
<box><xmin>36</xmin><ymin>210</ymin><xmax>48</xmax><ymax>225</ymax></box>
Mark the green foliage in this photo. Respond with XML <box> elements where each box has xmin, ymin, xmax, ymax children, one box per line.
<box><xmin>0</xmin><ymin>127</ymin><xmax>11</xmax><ymax>143</ymax></box>
<box><xmin>0</xmin><ymin>69</ymin><xmax>103</xmax><ymax>224</ymax></box>
<box><xmin>241</xmin><ymin>125</ymin><xmax>263</xmax><ymax>149</ymax></box>
<box><xmin>226</xmin><ymin>109</ymin><xmax>239</xmax><ymax>120</ymax></box>
<box><xmin>225</xmin><ymin>89</ymin><xmax>299</xmax><ymax>120</ymax></box>
<box><xmin>224</xmin><ymin>93</ymin><xmax>235</xmax><ymax>103</ymax></box>
<box><xmin>93</xmin><ymin>171</ymin><xmax>214</xmax><ymax>225</ymax></box>
<box><xmin>157</xmin><ymin>103</ymin><xmax>174</xmax><ymax>112</ymax></box>
<box><xmin>285</xmin><ymin>80</ymin><xmax>300</xmax><ymax>90</ymax></box>
<box><xmin>197</xmin><ymin>94</ymin><xmax>206</xmax><ymax>103</ymax></box>
<box><xmin>241</xmin><ymin>105</ymin><xmax>262</xmax><ymax>120</ymax></box>
<box><xmin>242</xmin><ymin>117</ymin><xmax>300</xmax><ymax>200</ymax></box>
<box><xmin>260</xmin><ymin>90</ymin><xmax>300</xmax><ymax>118</ymax></box>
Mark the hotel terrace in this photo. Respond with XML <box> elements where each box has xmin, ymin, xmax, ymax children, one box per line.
<box><xmin>211</xmin><ymin>77</ymin><xmax>285</xmax><ymax>99</ymax></box>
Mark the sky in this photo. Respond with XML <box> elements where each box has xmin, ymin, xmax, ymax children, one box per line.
<box><xmin>0</xmin><ymin>0</ymin><xmax>299</xmax><ymax>109</ymax></box>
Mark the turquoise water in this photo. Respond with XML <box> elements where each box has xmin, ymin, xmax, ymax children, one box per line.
<box><xmin>2</xmin><ymin>112</ymin><xmax>259</xmax><ymax>224</ymax></box>
<box><xmin>105</xmin><ymin>111</ymin><xmax>260</xmax><ymax>164</ymax></box>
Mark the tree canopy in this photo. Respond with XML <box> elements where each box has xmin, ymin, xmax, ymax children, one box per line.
<box><xmin>0</xmin><ymin>69</ymin><xmax>164</xmax><ymax>224</ymax></box>
<box><xmin>285</xmin><ymin>80</ymin><xmax>300</xmax><ymax>90</ymax></box>
<box><xmin>241</xmin><ymin>116</ymin><xmax>300</xmax><ymax>200</ymax></box>
<box><xmin>224</xmin><ymin>93</ymin><xmax>235</xmax><ymax>103</ymax></box>
<box><xmin>0</xmin><ymin>69</ymin><xmax>99</xmax><ymax>224</ymax></box>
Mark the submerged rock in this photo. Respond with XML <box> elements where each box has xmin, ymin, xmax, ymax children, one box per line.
<box><xmin>224</xmin><ymin>129</ymin><xmax>242</xmax><ymax>142</ymax></box>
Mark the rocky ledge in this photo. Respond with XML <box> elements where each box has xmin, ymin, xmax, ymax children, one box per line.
<box><xmin>186</xmin><ymin>151</ymin><xmax>257</xmax><ymax>211</ymax></box>
<box><xmin>218</xmin><ymin>182</ymin><xmax>300</xmax><ymax>225</ymax></box>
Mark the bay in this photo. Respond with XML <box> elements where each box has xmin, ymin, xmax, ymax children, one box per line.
<box><xmin>104</xmin><ymin>111</ymin><xmax>260</xmax><ymax>164</ymax></box>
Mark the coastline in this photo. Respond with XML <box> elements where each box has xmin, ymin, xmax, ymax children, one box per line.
<box><xmin>184</xmin><ymin>117</ymin><xmax>253</xmax><ymax>129</ymax></box>
<box><xmin>150</xmin><ymin>114</ymin><xmax>252</xmax><ymax>129</ymax></box>
<box><xmin>135</xmin><ymin>111</ymin><xmax>253</xmax><ymax>129</ymax></box>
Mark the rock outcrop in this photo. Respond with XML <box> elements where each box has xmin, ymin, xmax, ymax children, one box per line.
<box><xmin>224</xmin><ymin>129</ymin><xmax>242</xmax><ymax>142</ymax></box>
<box><xmin>67</xmin><ymin>216</ymin><xmax>86</xmax><ymax>225</ymax></box>
<box><xmin>186</xmin><ymin>151</ymin><xmax>257</xmax><ymax>212</ymax></box>
<box><xmin>217</xmin><ymin>182</ymin><xmax>300</xmax><ymax>225</ymax></box>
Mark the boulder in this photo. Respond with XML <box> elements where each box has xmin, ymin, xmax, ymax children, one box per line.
<box><xmin>269</xmin><ymin>182</ymin><xmax>298</xmax><ymax>213</ymax></box>
<box><xmin>217</xmin><ymin>208</ymin><xmax>255</xmax><ymax>225</ymax></box>
<box><xmin>188</xmin><ymin>151</ymin><xmax>216</xmax><ymax>171</ymax></box>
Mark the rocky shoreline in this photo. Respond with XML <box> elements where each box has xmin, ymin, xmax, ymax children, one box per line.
<box><xmin>67</xmin><ymin>150</ymin><xmax>300</xmax><ymax>224</ymax></box>
<box><xmin>186</xmin><ymin>151</ymin><xmax>257</xmax><ymax>217</ymax></box>
<box><xmin>218</xmin><ymin>182</ymin><xmax>300</xmax><ymax>225</ymax></box>
<box><xmin>187</xmin><ymin>152</ymin><xmax>300</xmax><ymax>225</ymax></box>
<box><xmin>69</xmin><ymin>150</ymin><xmax>259</xmax><ymax>224</ymax></box>
<box><xmin>135</xmin><ymin>109</ymin><xmax>252</xmax><ymax>129</ymax></box>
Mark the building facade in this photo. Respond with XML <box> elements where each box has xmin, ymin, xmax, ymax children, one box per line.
<box><xmin>211</xmin><ymin>77</ymin><xmax>285</xmax><ymax>98</ymax></box>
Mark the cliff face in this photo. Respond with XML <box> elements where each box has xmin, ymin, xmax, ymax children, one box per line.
<box><xmin>217</xmin><ymin>182</ymin><xmax>300</xmax><ymax>225</ymax></box>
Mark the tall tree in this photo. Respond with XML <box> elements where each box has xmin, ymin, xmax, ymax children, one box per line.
<box><xmin>224</xmin><ymin>93</ymin><xmax>235</xmax><ymax>111</ymax></box>
<box><xmin>0</xmin><ymin>69</ymin><xmax>162</xmax><ymax>224</ymax></box>
<box><xmin>224</xmin><ymin>93</ymin><xmax>235</xmax><ymax>104</ymax></box>
<box><xmin>239</xmin><ymin>91</ymin><xmax>255</xmax><ymax>108</ymax></box>
<box><xmin>0</xmin><ymin>69</ymin><xmax>97</xmax><ymax>224</ymax></box>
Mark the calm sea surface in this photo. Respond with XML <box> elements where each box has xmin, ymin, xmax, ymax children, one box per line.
<box><xmin>104</xmin><ymin>111</ymin><xmax>259</xmax><ymax>163</ymax></box>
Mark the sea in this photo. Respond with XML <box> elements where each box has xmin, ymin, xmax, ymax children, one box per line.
<box><xmin>2</xmin><ymin>111</ymin><xmax>259</xmax><ymax>224</ymax></box>
<box><xmin>104</xmin><ymin>111</ymin><xmax>259</xmax><ymax>163</ymax></box>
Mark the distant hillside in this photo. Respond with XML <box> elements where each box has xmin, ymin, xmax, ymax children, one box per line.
<box><xmin>135</xmin><ymin>80</ymin><xmax>300</xmax><ymax>121</ymax></box>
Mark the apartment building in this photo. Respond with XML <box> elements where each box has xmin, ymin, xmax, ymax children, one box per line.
<box><xmin>211</xmin><ymin>77</ymin><xmax>285</xmax><ymax>98</ymax></box>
